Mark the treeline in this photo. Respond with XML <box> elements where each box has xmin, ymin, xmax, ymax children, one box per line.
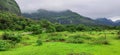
<box><xmin>0</xmin><ymin>11</ymin><xmax>34</xmax><ymax>30</ymax></box>
<box><xmin>0</xmin><ymin>11</ymin><xmax>119</xmax><ymax>33</ymax></box>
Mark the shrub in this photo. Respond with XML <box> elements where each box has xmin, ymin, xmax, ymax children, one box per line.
<box><xmin>2</xmin><ymin>32</ymin><xmax>22</xmax><ymax>44</ymax></box>
<box><xmin>33</xmin><ymin>29</ymin><xmax>43</xmax><ymax>34</ymax></box>
<box><xmin>0</xmin><ymin>40</ymin><xmax>11</xmax><ymax>51</ymax></box>
<box><xmin>66</xmin><ymin>37</ymin><xmax>84</xmax><ymax>43</ymax></box>
<box><xmin>116</xmin><ymin>31</ymin><xmax>120</xmax><ymax>39</ymax></box>
<box><xmin>48</xmin><ymin>36</ymin><xmax>65</xmax><ymax>42</ymax></box>
<box><xmin>66</xmin><ymin>25</ymin><xmax>77</xmax><ymax>32</ymax></box>
<box><xmin>91</xmin><ymin>37</ymin><xmax>109</xmax><ymax>45</ymax></box>
<box><xmin>55</xmin><ymin>24</ymin><xmax>65</xmax><ymax>32</ymax></box>
<box><xmin>40</xmin><ymin>20</ymin><xmax>56</xmax><ymax>33</ymax></box>
<box><xmin>36</xmin><ymin>39</ymin><xmax>43</xmax><ymax>46</ymax></box>
<box><xmin>26</xmin><ymin>25</ymin><xmax>43</xmax><ymax>34</ymax></box>
<box><xmin>116</xmin><ymin>35</ymin><xmax>120</xmax><ymax>39</ymax></box>
<box><xmin>0</xmin><ymin>11</ymin><xmax>33</xmax><ymax>30</ymax></box>
<box><xmin>46</xmin><ymin>33</ymin><xmax>65</xmax><ymax>42</ymax></box>
<box><xmin>66</xmin><ymin>35</ymin><xmax>91</xmax><ymax>44</ymax></box>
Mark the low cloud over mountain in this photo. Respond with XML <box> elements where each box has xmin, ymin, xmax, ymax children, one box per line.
<box><xmin>16</xmin><ymin>0</ymin><xmax>120</xmax><ymax>21</ymax></box>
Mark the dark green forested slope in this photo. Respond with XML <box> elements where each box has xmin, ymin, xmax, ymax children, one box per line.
<box><xmin>23</xmin><ymin>9</ymin><xmax>97</xmax><ymax>25</ymax></box>
<box><xmin>0</xmin><ymin>0</ymin><xmax>21</xmax><ymax>15</ymax></box>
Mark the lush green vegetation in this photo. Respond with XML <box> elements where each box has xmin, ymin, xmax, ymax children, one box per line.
<box><xmin>0</xmin><ymin>11</ymin><xmax>120</xmax><ymax>55</ymax></box>
<box><xmin>0</xmin><ymin>30</ymin><xmax>120</xmax><ymax>55</ymax></box>
<box><xmin>0</xmin><ymin>11</ymin><xmax>119</xmax><ymax>32</ymax></box>
<box><xmin>0</xmin><ymin>11</ymin><xmax>34</xmax><ymax>30</ymax></box>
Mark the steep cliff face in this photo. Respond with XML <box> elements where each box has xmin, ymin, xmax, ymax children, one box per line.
<box><xmin>0</xmin><ymin>0</ymin><xmax>21</xmax><ymax>15</ymax></box>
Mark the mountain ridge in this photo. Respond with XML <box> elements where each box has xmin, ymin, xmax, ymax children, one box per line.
<box><xmin>23</xmin><ymin>9</ymin><xmax>120</xmax><ymax>26</ymax></box>
<box><xmin>23</xmin><ymin>9</ymin><xmax>97</xmax><ymax>25</ymax></box>
<box><xmin>95</xmin><ymin>18</ymin><xmax>120</xmax><ymax>26</ymax></box>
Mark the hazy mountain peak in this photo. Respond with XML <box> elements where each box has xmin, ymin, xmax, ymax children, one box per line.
<box><xmin>96</xmin><ymin>18</ymin><xmax>113</xmax><ymax>22</ymax></box>
<box><xmin>23</xmin><ymin>9</ymin><xmax>96</xmax><ymax>25</ymax></box>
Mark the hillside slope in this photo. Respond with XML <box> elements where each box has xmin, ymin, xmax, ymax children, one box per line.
<box><xmin>23</xmin><ymin>9</ymin><xmax>97</xmax><ymax>25</ymax></box>
<box><xmin>95</xmin><ymin>18</ymin><xmax>120</xmax><ymax>26</ymax></box>
<box><xmin>0</xmin><ymin>0</ymin><xmax>21</xmax><ymax>15</ymax></box>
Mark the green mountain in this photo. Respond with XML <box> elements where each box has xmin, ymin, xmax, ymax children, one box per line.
<box><xmin>0</xmin><ymin>0</ymin><xmax>21</xmax><ymax>15</ymax></box>
<box><xmin>23</xmin><ymin>9</ymin><xmax>97</xmax><ymax>25</ymax></box>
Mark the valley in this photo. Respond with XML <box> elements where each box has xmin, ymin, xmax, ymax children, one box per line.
<box><xmin>0</xmin><ymin>0</ymin><xmax>120</xmax><ymax>55</ymax></box>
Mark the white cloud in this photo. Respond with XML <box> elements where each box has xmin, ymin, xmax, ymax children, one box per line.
<box><xmin>15</xmin><ymin>0</ymin><xmax>120</xmax><ymax>21</ymax></box>
<box><xmin>108</xmin><ymin>16</ymin><xmax>120</xmax><ymax>21</ymax></box>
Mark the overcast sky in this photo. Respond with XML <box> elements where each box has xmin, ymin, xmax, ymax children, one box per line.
<box><xmin>15</xmin><ymin>0</ymin><xmax>120</xmax><ymax>21</ymax></box>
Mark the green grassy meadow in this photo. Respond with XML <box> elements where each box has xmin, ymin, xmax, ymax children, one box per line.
<box><xmin>0</xmin><ymin>30</ymin><xmax>120</xmax><ymax>55</ymax></box>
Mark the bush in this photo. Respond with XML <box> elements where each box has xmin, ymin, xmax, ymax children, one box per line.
<box><xmin>2</xmin><ymin>32</ymin><xmax>22</xmax><ymax>44</ymax></box>
<box><xmin>55</xmin><ymin>24</ymin><xmax>65</xmax><ymax>32</ymax></box>
<box><xmin>40</xmin><ymin>20</ymin><xmax>56</xmax><ymax>33</ymax></box>
<box><xmin>48</xmin><ymin>36</ymin><xmax>65</xmax><ymax>42</ymax></box>
<box><xmin>46</xmin><ymin>33</ymin><xmax>65</xmax><ymax>42</ymax></box>
<box><xmin>116</xmin><ymin>31</ymin><xmax>120</xmax><ymax>39</ymax></box>
<box><xmin>116</xmin><ymin>35</ymin><xmax>120</xmax><ymax>39</ymax></box>
<box><xmin>0</xmin><ymin>11</ymin><xmax>33</xmax><ymax>30</ymax></box>
<box><xmin>66</xmin><ymin>25</ymin><xmax>77</xmax><ymax>32</ymax></box>
<box><xmin>26</xmin><ymin>25</ymin><xmax>43</xmax><ymax>34</ymax></box>
<box><xmin>33</xmin><ymin>29</ymin><xmax>43</xmax><ymax>34</ymax></box>
<box><xmin>66</xmin><ymin>35</ymin><xmax>92</xmax><ymax>44</ymax></box>
<box><xmin>66</xmin><ymin>37</ymin><xmax>84</xmax><ymax>43</ymax></box>
<box><xmin>0</xmin><ymin>40</ymin><xmax>11</xmax><ymax>51</ymax></box>
<box><xmin>36</xmin><ymin>39</ymin><xmax>43</xmax><ymax>46</ymax></box>
<box><xmin>91</xmin><ymin>37</ymin><xmax>109</xmax><ymax>45</ymax></box>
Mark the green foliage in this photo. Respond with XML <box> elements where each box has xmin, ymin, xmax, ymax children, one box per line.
<box><xmin>76</xmin><ymin>24</ymin><xmax>91</xmax><ymax>31</ymax></box>
<box><xmin>26</xmin><ymin>25</ymin><xmax>42</xmax><ymax>34</ymax></box>
<box><xmin>45</xmin><ymin>33</ymin><xmax>65</xmax><ymax>42</ymax></box>
<box><xmin>48</xmin><ymin>36</ymin><xmax>65</xmax><ymax>42</ymax></box>
<box><xmin>66</xmin><ymin>34</ymin><xmax>91</xmax><ymax>44</ymax></box>
<box><xmin>66</xmin><ymin>25</ymin><xmax>77</xmax><ymax>32</ymax></box>
<box><xmin>2</xmin><ymin>32</ymin><xmax>22</xmax><ymax>44</ymax></box>
<box><xmin>26</xmin><ymin>20</ymin><xmax>56</xmax><ymax>34</ymax></box>
<box><xmin>0</xmin><ymin>11</ymin><xmax>116</xmax><ymax>33</ymax></box>
<box><xmin>116</xmin><ymin>31</ymin><xmax>120</xmax><ymax>39</ymax></box>
<box><xmin>36</xmin><ymin>39</ymin><xmax>42</xmax><ymax>46</ymax></box>
<box><xmin>91</xmin><ymin>37</ymin><xmax>109</xmax><ymax>45</ymax></box>
<box><xmin>39</xmin><ymin>20</ymin><xmax>56</xmax><ymax>33</ymax></box>
<box><xmin>0</xmin><ymin>11</ymin><xmax>34</xmax><ymax>30</ymax></box>
<box><xmin>0</xmin><ymin>30</ymin><xmax>119</xmax><ymax>55</ymax></box>
<box><xmin>54</xmin><ymin>23</ymin><xmax>66</xmax><ymax>32</ymax></box>
<box><xmin>0</xmin><ymin>40</ymin><xmax>11</xmax><ymax>51</ymax></box>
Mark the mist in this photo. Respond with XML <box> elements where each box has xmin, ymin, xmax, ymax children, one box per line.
<box><xmin>15</xmin><ymin>0</ymin><xmax>120</xmax><ymax>21</ymax></box>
